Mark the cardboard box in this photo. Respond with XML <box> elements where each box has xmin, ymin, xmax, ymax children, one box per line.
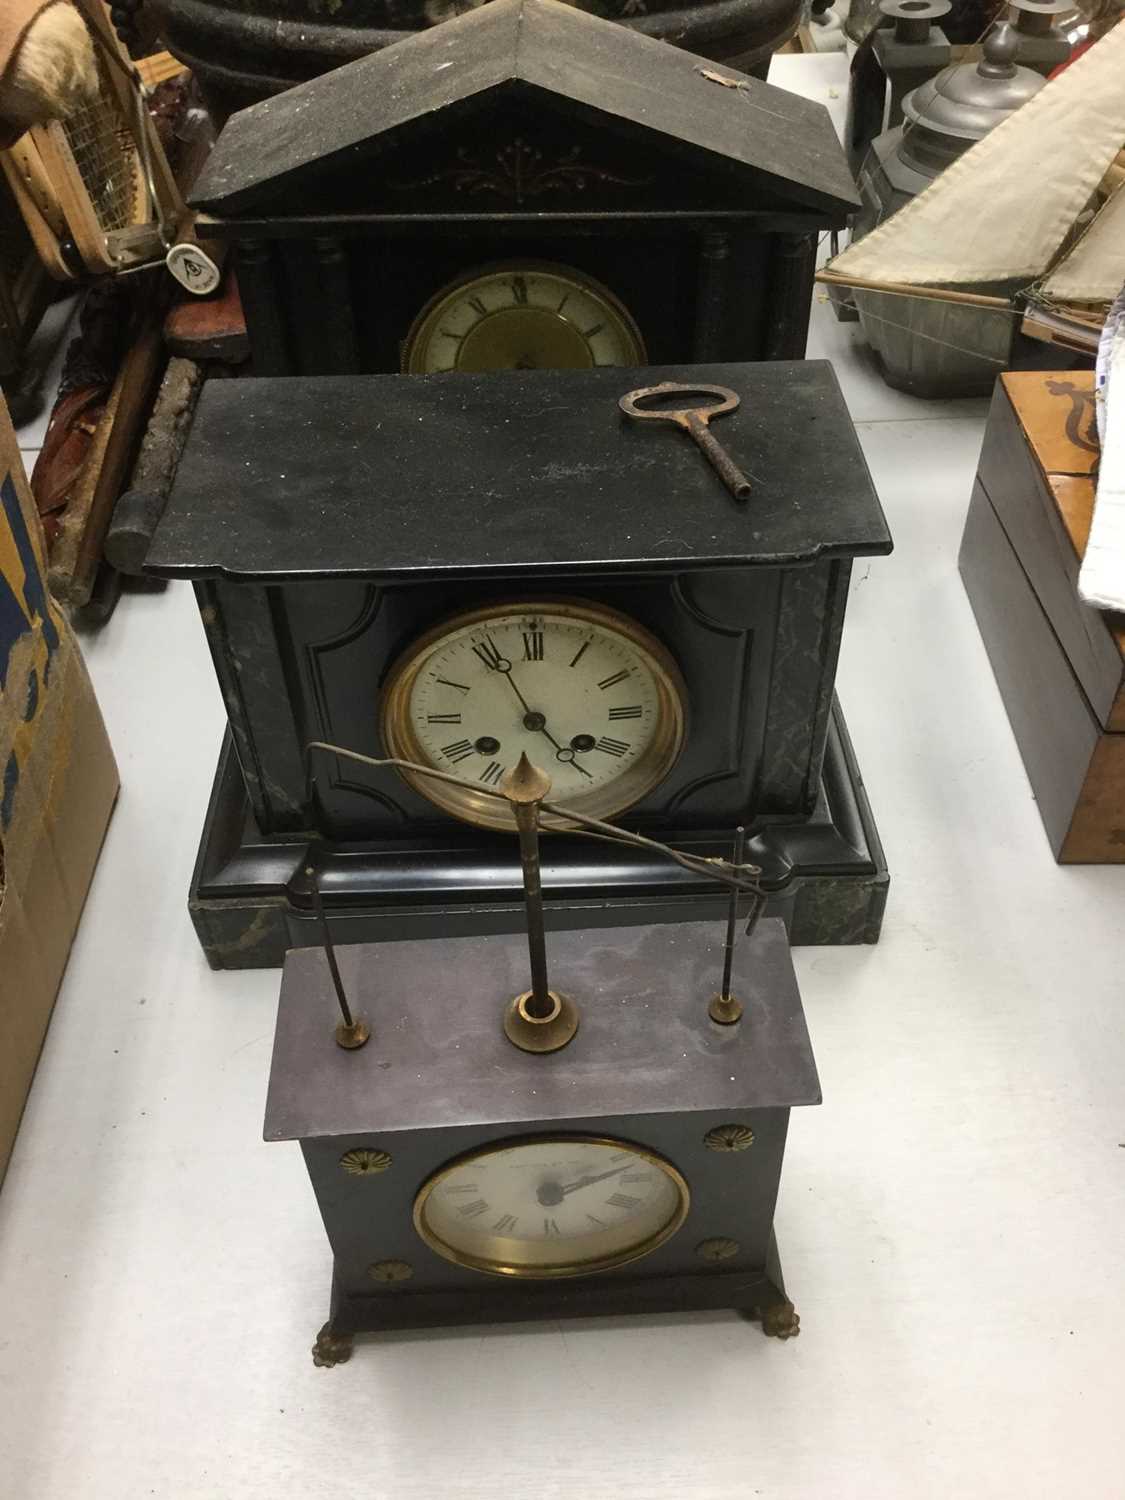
<box><xmin>0</xmin><ymin>396</ymin><xmax>118</xmax><ymax>1184</ymax></box>
<box><xmin>960</xmin><ymin>371</ymin><xmax>1125</xmax><ymax>862</ymax></box>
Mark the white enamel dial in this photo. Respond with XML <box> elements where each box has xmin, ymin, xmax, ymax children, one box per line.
<box><xmin>380</xmin><ymin>600</ymin><xmax>686</xmax><ymax>830</ymax></box>
<box><xmin>414</xmin><ymin>1137</ymin><xmax>689</xmax><ymax>1278</ymax></box>
<box><xmin>402</xmin><ymin>262</ymin><xmax>647</xmax><ymax>373</ymax></box>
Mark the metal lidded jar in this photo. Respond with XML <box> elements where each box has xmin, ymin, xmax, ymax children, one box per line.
<box><xmin>850</xmin><ymin>22</ymin><xmax>1046</xmax><ymax>397</ymax></box>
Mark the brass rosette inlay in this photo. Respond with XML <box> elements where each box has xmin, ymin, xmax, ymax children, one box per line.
<box><xmin>703</xmin><ymin>1123</ymin><xmax>755</xmax><ymax>1153</ymax></box>
<box><xmin>696</xmin><ymin>1237</ymin><xmax>741</xmax><ymax>1262</ymax></box>
<box><xmin>368</xmin><ymin>1259</ymin><xmax>414</xmax><ymax>1284</ymax></box>
<box><xmin>340</xmin><ymin>1148</ymin><xmax>393</xmax><ymax>1176</ymax></box>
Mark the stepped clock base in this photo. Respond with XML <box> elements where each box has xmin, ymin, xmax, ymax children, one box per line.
<box><xmin>189</xmin><ymin>697</ymin><xmax>888</xmax><ymax>970</ymax></box>
<box><xmin>311</xmin><ymin>1237</ymin><xmax>797</xmax><ymax>1361</ymax></box>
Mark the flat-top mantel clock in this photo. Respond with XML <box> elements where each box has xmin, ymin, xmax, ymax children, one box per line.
<box><xmin>147</xmin><ymin>357</ymin><xmax>891</xmax><ymax>969</ymax></box>
<box><xmin>188</xmin><ymin>0</ymin><xmax>859</xmax><ymax>377</ymax></box>
<box><xmin>267</xmin><ymin>914</ymin><xmax>820</xmax><ymax>1358</ymax></box>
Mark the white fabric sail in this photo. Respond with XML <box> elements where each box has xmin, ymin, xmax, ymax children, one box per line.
<box><xmin>1039</xmin><ymin>182</ymin><xmax>1125</xmax><ymax>304</ymax></box>
<box><xmin>826</xmin><ymin>26</ymin><xmax>1125</xmax><ymax>289</ymax></box>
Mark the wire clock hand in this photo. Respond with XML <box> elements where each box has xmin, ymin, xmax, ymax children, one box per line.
<box><xmin>558</xmin><ymin>1164</ymin><xmax>634</xmax><ymax>1196</ymax></box>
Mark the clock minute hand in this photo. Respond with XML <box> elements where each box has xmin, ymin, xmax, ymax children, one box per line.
<box><xmin>495</xmin><ymin>663</ymin><xmax>554</xmax><ymax>739</ymax></box>
<box><xmin>496</xmin><ymin>659</ymin><xmax>533</xmax><ymax>713</ymax></box>
<box><xmin>559</xmin><ymin>1164</ymin><xmax>633</xmax><ymax>1196</ymax></box>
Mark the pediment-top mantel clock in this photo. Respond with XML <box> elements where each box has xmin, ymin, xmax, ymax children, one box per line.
<box><xmin>146</xmin><ymin>358</ymin><xmax>892</xmax><ymax>969</ymax></box>
<box><xmin>188</xmin><ymin>0</ymin><xmax>859</xmax><ymax>378</ymax></box>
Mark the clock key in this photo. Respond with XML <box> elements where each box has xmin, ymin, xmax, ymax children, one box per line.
<box><xmin>618</xmin><ymin>382</ymin><xmax>752</xmax><ymax>503</ymax></box>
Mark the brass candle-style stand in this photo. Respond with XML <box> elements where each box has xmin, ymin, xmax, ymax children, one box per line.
<box><xmin>709</xmin><ymin>826</ymin><xmax>746</xmax><ymax>1026</ymax></box>
<box><xmin>500</xmin><ymin>754</ymin><xmax>580</xmax><ymax>1054</ymax></box>
<box><xmin>302</xmin><ymin>739</ymin><xmax>765</xmax><ymax>1055</ymax></box>
<box><xmin>306</xmin><ymin>862</ymin><xmax>370</xmax><ymax>1050</ymax></box>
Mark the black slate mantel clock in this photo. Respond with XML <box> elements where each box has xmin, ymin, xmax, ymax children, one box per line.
<box><xmin>146</xmin><ymin>358</ymin><xmax>892</xmax><ymax>969</ymax></box>
<box><xmin>187</xmin><ymin>0</ymin><xmax>859</xmax><ymax>378</ymax></box>
<box><xmin>267</xmin><ymin>915</ymin><xmax>820</xmax><ymax>1361</ymax></box>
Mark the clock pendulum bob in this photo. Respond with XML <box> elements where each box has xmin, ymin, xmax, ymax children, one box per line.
<box><xmin>146</xmin><ymin>361</ymin><xmax>893</xmax><ymax>968</ymax></box>
<box><xmin>267</xmin><ymin>913</ymin><xmax>817</xmax><ymax>1360</ymax></box>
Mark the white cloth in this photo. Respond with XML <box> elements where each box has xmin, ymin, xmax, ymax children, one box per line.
<box><xmin>1078</xmin><ymin>283</ymin><xmax>1125</xmax><ymax>611</ymax></box>
<box><xmin>1041</xmin><ymin>183</ymin><xmax>1125</xmax><ymax>305</ymax></box>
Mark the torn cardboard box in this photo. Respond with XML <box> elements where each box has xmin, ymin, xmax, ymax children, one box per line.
<box><xmin>1</xmin><ymin>394</ymin><xmax>117</xmax><ymax>1185</ymax></box>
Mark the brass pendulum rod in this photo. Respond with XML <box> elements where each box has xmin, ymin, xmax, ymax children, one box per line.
<box><xmin>501</xmin><ymin>754</ymin><xmax>580</xmax><ymax>1054</ymax></box>
<box><xmin>709</xmin><ymin>826</ymin><xmax>745</xmax><ymax>1026</ymax></box>
<box><xmin>512</xmin><ymin>766</ymin><xmax>552</xmax><ymax>1019</ymax></box>
<box><xmin>302</xmin><ymin>740</ymin><xmax>771</xmax><ymax>1045</ymax></box>
<box><xmin>306</xmin><ymin>862</ymin><xmax>370</xmax><ymax>1050</ymax></box>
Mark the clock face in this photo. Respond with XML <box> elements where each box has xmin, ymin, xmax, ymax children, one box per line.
<box><xmin>401</xmin><ymin>261</ymin><xmax>647</xmax><ymax>374</ymax></box>
<box><xmin>380</xmin><ymin>599</ymin><xmax>687</xmax><ymax>830</ymax></box>
<box><xmin>414</xmin><ymin>1136</ymin><xmax>690</xmax><ymax>1278</ymax></box>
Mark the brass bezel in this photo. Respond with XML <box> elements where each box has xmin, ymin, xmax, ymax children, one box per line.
<box><xmin>379</xmin><ymin>597</ymin><xmax>688</xmax><ymax>832</ymax></box>
<box><xmin>412</xmin><ymin>1134</ymin><xmax>691</xmax><ymax>1280</ymax></box>
<box><xmin>400</xmin><ymin>259</ymin><xmax>648</xmax><ymax>374</ymax></box>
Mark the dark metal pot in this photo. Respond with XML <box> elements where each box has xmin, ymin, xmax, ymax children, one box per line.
<box><xmin>850</xmin><ymin>22</ymin><xmax>1045</xmax><ymax>398</ymax></box>
<box><xmin>152</xmin><ymin>0</ymin><xmax>801</xmax><ymax>124</ymax></box>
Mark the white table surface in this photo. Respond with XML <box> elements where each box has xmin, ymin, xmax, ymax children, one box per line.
<box><xmin>3</xmin><ymin>55</ymin><xmax>1125</xmax><ymax>1500</ymax></box>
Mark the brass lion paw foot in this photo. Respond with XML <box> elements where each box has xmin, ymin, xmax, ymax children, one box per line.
<box><xmin>746</xmin><ymin>1300</ymin><xmax>800</xmax><ymax>1339</ymax></box>
<box><xmin>759</xmin><ymin>1301</ymin><xmax>800</xmax><ymax>1339</ymax></box>
<box><xmin>312</xmin><ymin>1323</ymin><xmax>354</xmax><ymax>1367</ymax></box>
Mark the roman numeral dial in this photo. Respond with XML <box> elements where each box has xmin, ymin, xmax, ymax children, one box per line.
<box><xmin>415</xmin><ymin>1137</ymin><xmax>690</xmax><ymax>1278</ymax></box>
<box><xmin>401</xmin><ymin>262</ymin><xmax>647</xmax><ymax>375</ymax></box>
<box><xmin>381</xmin><ymin>600</ymin><xmax>687</xmax><ymax>832</ymax></box>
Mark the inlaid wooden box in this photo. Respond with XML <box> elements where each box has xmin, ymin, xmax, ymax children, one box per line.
<box><xmin>960</xmin><ymin>371</ymin><xmax>1125</xmax><ymax>862</ymax></box>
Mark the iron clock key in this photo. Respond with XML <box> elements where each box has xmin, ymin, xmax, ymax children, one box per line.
<box><xmin>619</xmin><ymin>382</ymin><xmax>753</xmax><ymax>502</ymax></box>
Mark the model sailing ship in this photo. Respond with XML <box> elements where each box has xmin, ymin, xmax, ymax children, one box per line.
<box><xmin>820</xmin><ymin>23</ymin><xmax>1125</xmax><ymax>370</ymax></box>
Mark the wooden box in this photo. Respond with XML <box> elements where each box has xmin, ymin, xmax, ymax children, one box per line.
<box><xmin>959</xmin><ymin>371</ymin><xmax>1125</xmax><ymax>862</ymax></box>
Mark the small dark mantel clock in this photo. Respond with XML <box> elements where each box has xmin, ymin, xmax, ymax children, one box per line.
<box><xmin>145</xmin><ymin>358</ymin><xmax>892</xmax><ymax>969</ymax></box>
<box><xmin>266</xmin><ymin>758</ymin><xmax>820</xmax><ymax>1360</ymax></box>
<box><xmin>187</xmin><ymin>0</ymin><xmax>859</xmax><ymax>377</ymax></box>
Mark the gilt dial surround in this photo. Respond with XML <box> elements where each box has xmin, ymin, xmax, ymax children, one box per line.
<box><xmin>380</xmin><ymin>599</ymin><xmax>687</xmax><ymax>829</ymax></box>
<box><xmin>401</xmin><ymin>262</ymin><xmax>647</xmax><ymax>373</ymax></box>
<box><xmin>413</xmin><ymin>1136</ymin><xmax>691</xmax><ymax>1278</ymax></box>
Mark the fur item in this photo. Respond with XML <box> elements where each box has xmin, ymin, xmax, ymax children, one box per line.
<box><xmin>0</xmin><ymin>2</ymin><xmax>98</xmax><ymax>137</ymax></box>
